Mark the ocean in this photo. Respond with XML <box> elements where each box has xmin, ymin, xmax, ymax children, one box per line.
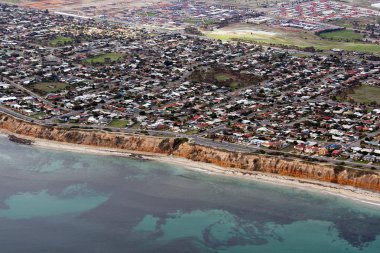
<box><xmin>0</xmin><ymin>136</ymin><xmax>380</xmax><ymax>253</ymax></box>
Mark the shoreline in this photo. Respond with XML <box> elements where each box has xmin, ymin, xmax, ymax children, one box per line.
<box><xmin>1</xmin><ymin>130</ymin><xmax>380</xmax><ymax>208</ymax></box>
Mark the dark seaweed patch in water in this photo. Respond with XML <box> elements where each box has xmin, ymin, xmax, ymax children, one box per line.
<box><xmin>141</xmin><ymin>238</ymin><xmax>218</xmax><ymax>253</ymax></box>
<box><xmin>202</xmin><ymin>224</ymin><xmax>268</xmax><ymax>249</ymax></box>
<box><xmin>1</xmin><ymin>136</ymin><xmax>380</xmax><ymax>252</ymax></box>
<box><xmin>334</xmin><ymin>209</ymin><xmax>379</xmax><ymax>249</ymax></box>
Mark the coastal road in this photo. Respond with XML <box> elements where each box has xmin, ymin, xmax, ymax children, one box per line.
<box><xmin>1</xmin><ymin>106</ymin><xmax>379</xmax><ymax>171</ymax></box>
<box><xmin>0</xmin><ymin>105</ymin><xmax>44</xmax><ymax>124</ymax></box>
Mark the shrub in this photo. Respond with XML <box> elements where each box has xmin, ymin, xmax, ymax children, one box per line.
<box><xmin>334</xmin><ymin>165</ymin><xmax>345</xmax><ymax>174</ymax></box>
<box><xmin>173</xmin><ymin>137</ymin><xmax>189</xmax><ymax>150</ymax></box>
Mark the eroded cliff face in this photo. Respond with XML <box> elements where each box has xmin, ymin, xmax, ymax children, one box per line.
<box><xmin>173</xmin><ymin>143</ymin><xmax>380</xmax><ymax>191</ymax></box>
<box><xmin>1</xmin><ymin>113</ymin><xmax>380</xmax><ymax>192</ymax></box>
<box><xmin>0</xmin><ymin>114</ymin><xmax>174</xmax><ymax>154</ymax></box>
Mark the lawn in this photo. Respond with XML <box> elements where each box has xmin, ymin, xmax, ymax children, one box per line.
<box><xmin>31</xmin><ymin>82</ymin><xmax>68</xmax><ymax>95</ymax></box>
<box><xmin>319</xmin><ymin>30</ymin><xmax>364</xmax><ymax>41</ymax></box>
<box><xmin>185</xmin><ymin>18</ymin><xmax>216</xmax><ymax>25</ymax></box>
<box><xmin>339</xmin><ymin>43</ymin><xmax>380</xmax><ymax>54</ymax></box>
<box><xmin>146</xmin><ymin>12</ymin><xmax>157</xmax><ymax>17</ymax></box>
<box><xmin>184</xmin><ymin>129</ymin><xmax>199</xmax><ymax>135</ymax></box>
<box><xmin>329</xmin><ymin>17</ymin><xmax>378</xmax><ymax>30</ymax></box>
<box><xmin>31</xmin><ymin>112</ymin><xmax>48</xmax><ymax>120</ymax></box>
<box><xmin>49</xmin><ymin>36</ymin><xmax>74</xmax><ymax>46</ymax></box>
<box><xmin>108</xmin><ymin>119</ymin><xmax>129</xmax><ymax>128</ymax></box>
<box><xmin>348</xmin><ymin>85</ymin><xmax>380</xmax><ymax>104</ymax></box>
<box><xmin>203</xmin><ymin>19</ymin><xmax>217</xmax><ymax>25</ymax></box>
<box><xmin>330</xmin><ymin>20</ymin><xmax>354</xmax><ymax>28</ymax></box>
<box><xmin>204</xmin><ymin>30</ymin><xmax>380</xmax><ymax>56</ymax></box>
<box><xmin>230</xmin><ymin>82</ymin><xmax>239</xmax><ymax>90</ymax></box>
<box><xmin>84</xmin><ymin>53</ymin><xmax>123</xmax><ymax>64</ymax></box>
<box><xmin>184</xmin><ymin>18</ymin><xmax>202</xmax><ymax>24</ymax></box>
<box><xmin>214</xmin><ymin>73</ymin><xmax>233</xmax><ymax>82</ymax></box>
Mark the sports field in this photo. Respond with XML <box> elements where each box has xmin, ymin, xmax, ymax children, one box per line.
<box><xmin>84</xmin><ymin>53</ymin><xmax>124</xmax><ymax>64</ymax></box>
<box><xmin>49</xmin><ymin>36</ymin><xmax>74</xmax><ymax>46</ymax></box>
<box><xmin>204</xmin><ymin>24</ymin><xmax>380</xmax><ymax>55</ymax></box>
<box><xmin>319</xmin><ymin>30</ymin><xmax>364</xmax><ymax>41</ymax></box>
<box><xmin>31</xmin><ymin>82</ymin><xmax>68</xmax><ymax>95</ymax></box>
<box><xmin>348</xmin><ymin>85</ymin><xmax>380</xmax><ymax>104</ymax></box>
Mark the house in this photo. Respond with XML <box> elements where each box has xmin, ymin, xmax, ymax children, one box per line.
<box><xmin>0</xmin><ymin>83</ymin><xmax>10</xmax><ymax>89</ymax></box>
<box><xmin>325</xmin><ymin>143</ymin><xmax>341</xmax><ymax>151</ymax></box>
<box><xmin>363</xmin><ymin>154</ymin><xmax>376</xmax><ymax>162</ymax></box>
<box><xmin>0</xmin><ymin>96</ymin><xmax>17</xmax><ymax>103</ymax></box>
<box><xmin>305</xmin><ymin>146</ymin><xmax>319</xmax><ymax>154</ymax></box>
<box><xmin>295</xmin><ymin>143</ymin><xmax>306</xmax><ymax>152</ymax></box>
<box><xmin>350</xmin><ymin>153</ymin><xmax>363</xmax><ymax>161</ymax></box>
<box><xmin>332</xmin><ymin>149</ymin><xmax>342</xmax><ymax>157</ymax></box>
<box><xmin>319</xmin><ymin>148</ymin><xmax>329</xmax><ymax>156</ymax></box>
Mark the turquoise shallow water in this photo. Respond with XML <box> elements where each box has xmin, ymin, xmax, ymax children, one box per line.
<box><xmin>0</xmin><ymin>136</ymin><xmax>380</xmax><ymax>252</ymax></box>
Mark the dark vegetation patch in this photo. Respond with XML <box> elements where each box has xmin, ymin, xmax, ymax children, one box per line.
<box><xmin>188</xmin><ymin>65</ymin><xmax>263</xmax><ymax>90</ymax></box>
<box><xmin>173</xmin><ymin>137</ymin><xmax>189</xmax><ymax>150</ymax></box>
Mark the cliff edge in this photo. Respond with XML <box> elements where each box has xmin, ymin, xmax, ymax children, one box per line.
<box><xmin>1</xmin><ymin>113</ymin><xmax>379</xmax><ymax>192</ymax></box>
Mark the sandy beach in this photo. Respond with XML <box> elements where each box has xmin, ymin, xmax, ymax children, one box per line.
<box><xmin>1</xmin><ymin>130</ymin><xmax>380</xmax><ymax>208</ymax></box>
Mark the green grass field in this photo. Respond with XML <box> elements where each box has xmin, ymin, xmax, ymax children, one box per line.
<box><xmin>49</xmin><ymin>36</ymin><xmax>74</xmax><ymax>46</ymax></box>
<box><xmin>31</xmin><ymin>112</ymin><xmax>48</xmax><ymax>120</ymax></box>
<box><xmin>108</xmin><ymin>119</ymin><xmax>129</xmax><ymax>128</ymax></box>
<box><xmin>205</xmin><ymin>31</ymin><xmax>380</xmax><ymax>56</ymax></box>
<box><xmin>329</xmin><ymin>16</ymin><xmax>378</xmax><ymax>30</ymax></box>
<box><xmin>213</xmin><ymin>73</ymin><xmax>241</xmax><ymax>89</ymax></box>
<box><xmin>214</xmin><ymin>73</ymin><xmax>233</xmax><ymax>82</ymax></box>
<box><xmin>330</xmin><ymin>20</ymin><xmax>354</xmax><ymax>28</ymax></box>
<box><xmin>137</xmin><ymin>11</ymin><xmax>156</xmax><ymax>17</ymax></box>
<box><xmin>319</xmin><ymin>30</ymin><xmax>364</xmax><ymax>41</ymax></box>
<box><xmin>348</xmin><ymin>85</ymin><xmax>380</xmax><ymax>104</ymax></box>
<box><xmin>84</xmin><ymin>53</ymin><xmax>123</xmax><ymax>64</ymax></box>
<box><xmin>336</xmin><ymin>23</ymin><xmax>354</xmax><ymax>29</ymax></box>
<box><xmin>185</xmin><ymin>18</ymin><xmax>216</xmax><ymax>25</ymax></box>
<box><xmin>184</xmin><ymin>18</ymin><xmax>202</xmax><ymax>24</ymax></box>
<box><xmin>31</xmin><ymin>82</ymin><xmax>68</xmax><ymax>95</ymax></box>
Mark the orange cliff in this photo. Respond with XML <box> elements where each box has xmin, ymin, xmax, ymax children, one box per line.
<box><xmin>1</xmin><ymin>112</ymin><xmax>380</xmax><ymax>192</ymax></box>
